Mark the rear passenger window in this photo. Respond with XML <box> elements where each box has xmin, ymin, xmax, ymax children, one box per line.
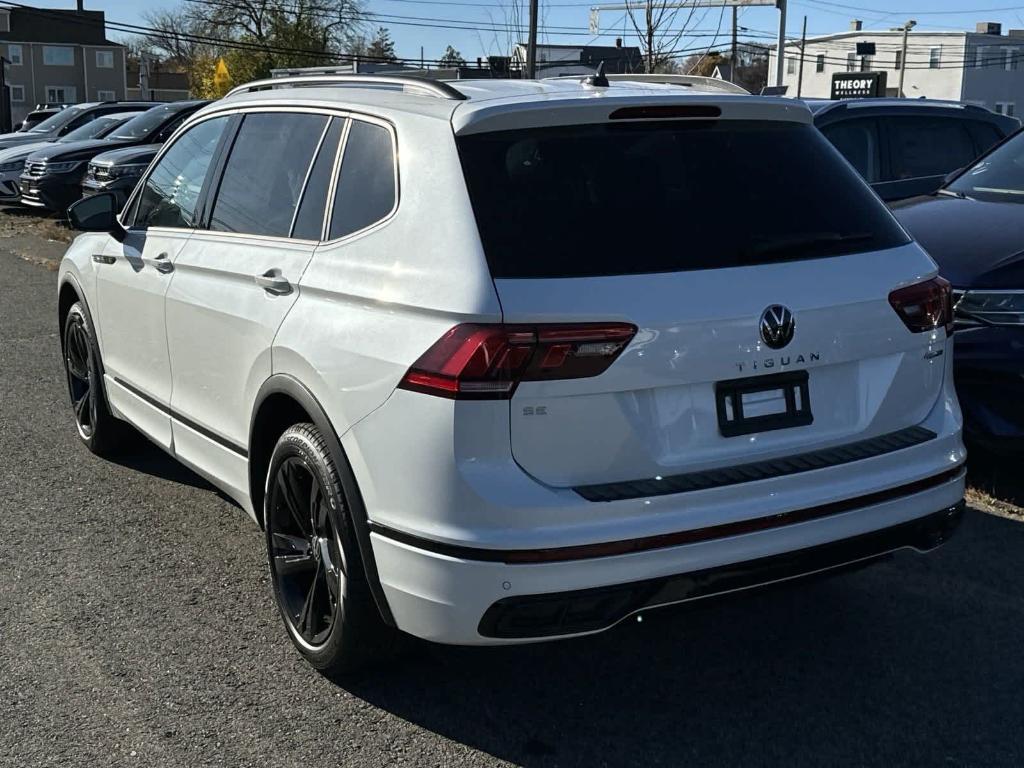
<box><xmin>329</xmin><ymin>120</ymin><xmax>396</xmax><ymax>240</ymax></box>
<box><xmin>967</xmin><ymin>120</ymin><xmax>1005</xmax><ymax>154</ymax></box>
<box><xmin>210</xmin><ymin>112</ymin><xmax>328</xmax><ymax>238</ymax></box>
<box><xmin>821</xmin><ymin>119</ymin><xmax>880</xmax><ymax>182</ymax></box>
<box><xmin>291</xmin><ymin>118</ymin><xmax>344</xmax><ymax>240</ymax></box>
<box><xmin>885</xmin><ymin>117</ymin><xmax>976</xmax><ymax>180</ymax></box>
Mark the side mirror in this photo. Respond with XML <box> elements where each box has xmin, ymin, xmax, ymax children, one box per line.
<box><xmin>68</xmin><ymin>191</ymin><xmax>125</xmax><ymax>240</ymax></box>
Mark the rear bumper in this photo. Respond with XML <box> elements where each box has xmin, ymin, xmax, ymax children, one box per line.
<box><xmin>369</xmin><ymin>466</ymin><xmax>965</xmax><ymax>645</ymax></box>
<box><xmin>478</xmin><ymin>501</ymin><xmax>963</xmax><ymax>639</ymax></box>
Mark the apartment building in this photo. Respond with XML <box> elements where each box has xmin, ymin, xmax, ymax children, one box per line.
<box><xmin>769</xmin><ymin>21</ymin><xmax>1024</xmax><ymax>115</ymax></box>
<box><xmin>0</xmin><ymin>3</ymin><xmax>126</xmax><ymax>126</ymax></box>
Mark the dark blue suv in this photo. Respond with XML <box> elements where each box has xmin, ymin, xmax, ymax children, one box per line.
<box><xmin>808</xmin><ymin>98</ymin><xmax>1019</xmax><ymax>202</ymax></box>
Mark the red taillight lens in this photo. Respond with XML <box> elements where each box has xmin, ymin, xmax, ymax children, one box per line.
<box><xmin>398</xmin><ymin>323</ymin><xmax>638</xmax><ymax>399</ymax></box>
<box><xmin>888</xmin><ymin>276</ymin><xmax>954</xmax><ymax>335</ymax></box>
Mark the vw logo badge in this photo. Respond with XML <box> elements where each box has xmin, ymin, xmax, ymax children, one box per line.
<box><xmin>760</xmin><ymin>305</ymin><xmax>795</xmax><ymax>350</ymax></box>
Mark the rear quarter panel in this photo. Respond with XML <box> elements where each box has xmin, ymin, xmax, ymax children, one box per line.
<box><xmin>272</xmin><ymin>113</ymin><xmax>502</xmax><ymax>437</ymax></box>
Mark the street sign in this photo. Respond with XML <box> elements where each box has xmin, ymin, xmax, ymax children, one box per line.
<box><xmin>856</xmin><ymin>41</ymin><xmax>876</xmax><ymax>56</ymax></box>
<box><xmin>831</xmin><ymin>71</ymin><xmax>887</xmax><ymax>99</ymax></box>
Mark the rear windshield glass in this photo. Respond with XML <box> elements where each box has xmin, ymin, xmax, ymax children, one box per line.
<box><xmin>29</xmin><ymin>105</ymin><xmax>84</xmax><ymax>134</ymax></box>
<box><xmin>457</xmin><ymin>120</ymin><xmax>909</xmax><ymax>278</ymax></box>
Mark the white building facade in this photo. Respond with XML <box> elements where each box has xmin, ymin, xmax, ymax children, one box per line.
<box><xmin>768</xmin><ymin>22</ymin><xmax>1024</xmax><ymax>115</ymax></box>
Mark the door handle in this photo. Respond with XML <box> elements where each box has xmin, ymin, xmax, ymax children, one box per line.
<box><xmin>151</xmin><ymin>252</ymin><xmax>174</xmax><ymax>274</ymax></box>
<box><xmin>255</xmin><ymin>269</ymin><xmax>292</xmax><ymax>296</ymax></box>
<box><xmin>92</xmin><ymin>254</ymin><xmax>116</xmax><ymax>265</ymax></box>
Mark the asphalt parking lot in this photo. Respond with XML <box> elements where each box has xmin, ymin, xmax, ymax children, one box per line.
<box><xmin>3</xmin><ymin>241</ymin><xmax>1024</xmax><ymax>768</ymax></box>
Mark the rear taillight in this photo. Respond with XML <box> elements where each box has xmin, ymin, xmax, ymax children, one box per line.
<box><xmin>398</xmin><ymin>323</ymin><xmax>637</xmax><ymax>400</ymax></box>
<box><xmin>888</xmin><ymin>276</ymin><xmax>954</xmax><ymax>335</ymax></box>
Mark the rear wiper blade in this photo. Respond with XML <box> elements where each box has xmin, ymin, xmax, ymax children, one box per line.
<box><xmin>744</xmin><ymin>232</ymin><xmax>874</xmax><ymax>259</ymax></box>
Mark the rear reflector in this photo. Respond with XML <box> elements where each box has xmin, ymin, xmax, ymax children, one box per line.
<box><xmin>888</xmin><ymin>276</ymin><xmax>954</xmax><ymax>335</ymax></box>
<box><xmin>398</xmin><ymin>323</ymin><xmax>637</xmax><ymax>400</ymax></box>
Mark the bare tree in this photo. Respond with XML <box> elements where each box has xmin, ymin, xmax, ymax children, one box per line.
<box><xmin>625</xmin><ymin>0</ymin><xmax>703</xmax><ymax>73</ymax></box>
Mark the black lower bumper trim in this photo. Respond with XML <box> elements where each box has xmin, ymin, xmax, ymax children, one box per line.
<box><xmin>477</xmin><ymin>502</ymin><xmax>965</xmax><ymax>639</ymax></box>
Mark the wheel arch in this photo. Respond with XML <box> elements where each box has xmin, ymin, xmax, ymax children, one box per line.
<box><xmin>57</xmin><ymin>276</ymin><xmax>85</xmax><ymax>353</ymax></box>
<box><xmin>249</xmin><ymin>374</ymin><xmax>396</xmax><ymax>627</ymax></box>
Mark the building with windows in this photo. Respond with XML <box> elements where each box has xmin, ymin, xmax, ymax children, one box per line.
<box><xmin>769</xmin><ymin>21</ymin><xmax>1024</xmax><ymax>115</ymax></box>
<box><xmin>0</xmin><ymin>3</ymin><xmax>126</xmax><ymax>126</ymax></box>
<box><xmin>510</xmin><ymin>41</ymin><xmax>642</xmax><ymax>77</ymax></box>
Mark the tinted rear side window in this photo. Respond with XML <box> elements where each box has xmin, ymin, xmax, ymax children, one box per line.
<box><xmin>967</xmin><ymin>120</ymin><xmax>1005</xmax><ymax>153</ymax></box>
<box><xmin>329</xmin><ymin>120</ymin><xmax>396</xmax><ymax>240</ymax></box>
<box><xmin>292</xmin><ymin>117</ymin><xmax>344</xmax><ymax>240</ymax></box>
<box><xmin>821</xmin><ymin>118</ymin><xmax>880</xmax><ymax>183</ymax></box>
<box><xmin>457</xmin><ymin>120</ymin><xmax>908</xmax><ymax>279</ymax></box>
<box><xmin>210</xmin><ymin>112</ymin><xmax>328</xmax><ymax>238</ymax></box>
<box><xmin>885</xmin><ymin>116</ymin><xmax>976</xmax><ymax>180</ymax></box>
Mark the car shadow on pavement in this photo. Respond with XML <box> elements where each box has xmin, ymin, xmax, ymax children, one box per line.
<box><xmin>343</xmin><ymin>508</ymin><xmax>1024</xmax><ymax>767</ymax></box>
<box><xmin>967</xmin><ymin>446</ymin><xmax>1024</xmax><ymax>507</ymax></box>
<box><xmin>107</xmin><ymin>430</ymin><xmax>217</xmax><ymax>493</ymax></box>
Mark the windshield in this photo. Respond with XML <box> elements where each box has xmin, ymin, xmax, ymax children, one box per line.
<box><xmin>29</xmin><ymin>105</ymin><xmax>85</xmax><ymax>134</ymax></box>
<box><xmin>58</xmin><ymin>115</ymin><xmax>127</xmax><ymax>142</ymax></box>
<box><xmin>458</xmin><ymin>120</ymin><xmax>910</xmax><ymax>278</ymax></box>
<box><xmin>947</xmin><ymin>131</ymin><xmax>1024</xmax><ymax>202</ymax></box>
<box><xmin>109</xmin><ymin>105</ymin><xmax>175</xmax><ymax>141</ymax></box>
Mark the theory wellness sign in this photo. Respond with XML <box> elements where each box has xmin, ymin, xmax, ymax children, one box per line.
<box><xmin>831</xmin><ymin>71</ymin><xmax>888</xmax><ymax>99</ymax></box>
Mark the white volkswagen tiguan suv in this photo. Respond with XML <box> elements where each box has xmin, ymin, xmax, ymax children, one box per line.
<box><xmin>58</xmin><ymin>75</ymin><xmax>966</xmax><ymax>675</ymax></box>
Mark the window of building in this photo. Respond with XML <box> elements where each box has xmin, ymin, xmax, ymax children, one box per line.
<box><xmin>210</xmin><ymin>112</ymin><xmax>329</xmax><ymax>238</ymax></box>
<box><xmin>133</xmin><ymin>116</ymin><xmax>229</xmax><ymax>229</ymax></box>
<box><xmin>860</xmin><ymin>55</ymin><xmax>874</xmax><ymax>71</ymax></box>
<box><xmin>0</xmin><ymin>11</ymin><xmax>9</xmax><ymax>33</ymax></box>
<box><xmin>846</xmin><ymin>52</ymin><xmax>856</xmax><ymax>72</ymax></box>
<box><xmin>95</xmin><ymin>50</ymin><xmax>114</xmax><ymax>68</ymax></box>
<box><xmin>929</xmin><ymin>47</ymin><xmax>941</xmax><ymax>69</ymax></box>
<box><xmin>787</xmin><ymin>57</ymin><xmax>796</xmax><ymax>74</ymax></box>
<box><xmin>7</xmin><ymin>43</ymin><xmax>22</xmax><ymax>66</ymax></box>
<box><xmin>96</xmin><ymin>89</ymin><xmax>115</xmax><ymax>101</ymax></box>
<box><xmin>815</xmin><ymin>53</ymin><xmax>825</xmax><ymax>72</ymax></box>
<box><xmin>329</xmin><ymin>120</ymin><xmax>398</xmax><ymax>241</ymax></box>
<box><xmin>45</xmin><ymin>86</ymin><xmax>76</xmax><ymax>103</ymax></box>
<box><xmin>43</xmin><ymin>46</ymin><xmax>74</xmax><ymax>66</ymax></box>
<box><xmin>894</xmin><ymin>50</ymin><xmax>902</xmax><ymax>70</ymax></box>
<box><xmin>10</xmin><ymin>84</ymin><xmax>24</xmax><ymax>103</ymax></box>
<box><xmin>1006</xmin><ymin>48</ymin><xmax>1019</xmax><ymax>71</ymax></box>
<box><xmin>996</xmin><ymin>102</ymin><xmax>1016</xmax><ymax>117</ymax></box>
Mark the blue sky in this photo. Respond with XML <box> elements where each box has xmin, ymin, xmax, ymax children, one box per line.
<box><xmin>34</xmin><ymin>0</ymin><xmax>1024</xmax><ymax>64</ymax></box>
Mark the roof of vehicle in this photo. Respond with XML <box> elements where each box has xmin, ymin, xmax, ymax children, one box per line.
<box><xmin>209</xmin><ymin>74</ymin><xmax>812</xmax><ymax>134</ymax></box>
<box><xmin>802</xmin><ymin>97</ymin><xmax>1005</xmax><ymax>119</ymax></box>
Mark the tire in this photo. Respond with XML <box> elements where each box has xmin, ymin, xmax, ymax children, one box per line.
<box><xmin>264</xmin><ymin>423</ymin><xmax>397</xmax><ymax>676</ymax></box>
<box><xmin>62</xmin><ymin>301</ymin><xmax>124</xmax><ymax>457</ymax></box>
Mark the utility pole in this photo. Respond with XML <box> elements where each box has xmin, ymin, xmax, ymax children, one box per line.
<box><xmin>731</xmin><ymin>5</ymin><xmax>738</xmax><ymax>83</ymax></box>
<box><xmin>526</xmin><ymin>0</ymin><xmax>539</xmax><ymax>78</ymax></box>
<box><xmin>796</xmin><ymin>15</ymin><xmax>806</xmax><ymax>97</ymax></box>
<box><xmin>774</xmin><ymin>0</ymin><xmax>787</xmax><ymax>87</ymax></box>
<box><xmin>646</xmin><ymin>0</ymin><xmax>654</xmax><ymax>73</ymax></box>
<box><xmin>898</xmin><ymin>19</ymin><xmax>916</xmax><ymax>97</ymax></box>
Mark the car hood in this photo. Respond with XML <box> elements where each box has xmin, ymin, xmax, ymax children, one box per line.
<box><xmin>90</xmin><ymin>143</ymin><xmax>160</xmax><ymax>167</ymax></box>
<box><xmin>0</xmin><ymin>131</ymin><xmax>56</xmax><ymax>148</ymax></box>
<box><xmin>891</xmin><ymin>194</ymin><xmax>1024</xmax><ymax>288</ymax></box>
<box><xmin>0</xmin><ymin>141</ymin><xmax>51</xmax><ymax>163</ymax></box>
<box><xmin>27</xmin><ymin>138</ymin><xmax>130</xmax><ymax>163</ymax></box>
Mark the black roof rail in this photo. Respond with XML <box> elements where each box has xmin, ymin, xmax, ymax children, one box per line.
<box><xmin>226</xmin><ymin>74</ymin><xmax>468</xmax><ymax>101</ymax></box>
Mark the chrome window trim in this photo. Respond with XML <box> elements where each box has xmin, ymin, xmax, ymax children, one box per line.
<box><xmin>287</xmin><ymin>116</ymin><xmax>333</xmax><ymax>239</ymax></box>
<box><xmin>121</xmin><ymin>104</ymin><xmax>400</xmax><ymax>245</ymax></box>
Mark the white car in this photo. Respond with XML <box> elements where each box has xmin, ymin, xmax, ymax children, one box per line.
<box><xmin>57</xmin><ymin>74</ymin><xmax>966</xmax><ymax>675</ymax></box>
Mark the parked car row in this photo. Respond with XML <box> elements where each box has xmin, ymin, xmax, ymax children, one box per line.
<box><xmin>0</xmin><ymin>99</ymin><xmax>208</xmax><ymax>212</ymax></box>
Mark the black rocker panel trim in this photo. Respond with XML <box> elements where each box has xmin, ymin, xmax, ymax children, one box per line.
<box><xmin>113</xmin><ymin>376</ymin><xmax>249</xmax><ymax>458</ymax></box>
<box><xmin>575</xmin><ymin>425</ymin><xmax>937</xmax><ymax>502</ymax></box>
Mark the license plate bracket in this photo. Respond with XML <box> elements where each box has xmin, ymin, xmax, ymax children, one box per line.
<box><xmin>715</xmin><ymin>370</ymin><xmax>813</xmax><ymax>438</ymax></box>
